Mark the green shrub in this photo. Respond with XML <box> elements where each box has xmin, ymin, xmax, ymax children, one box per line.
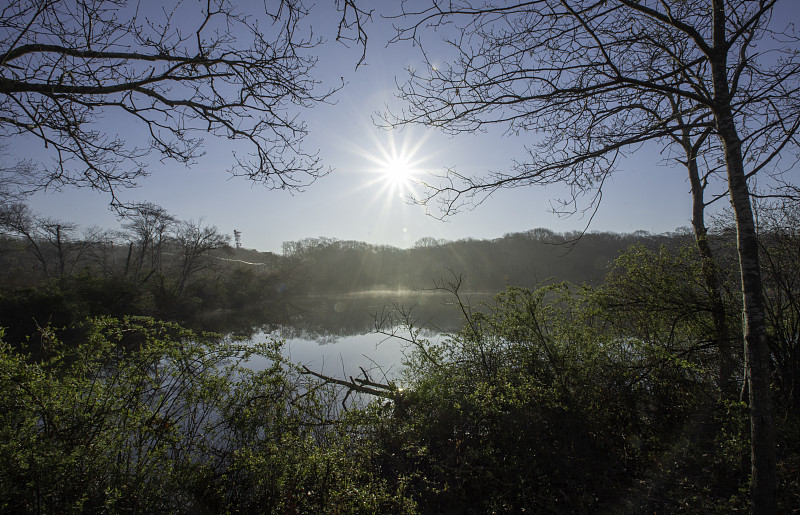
<box><xmin>0</xmin><ymin>318</ymin><xmax>413</xmax><ymax>513</ymax></box>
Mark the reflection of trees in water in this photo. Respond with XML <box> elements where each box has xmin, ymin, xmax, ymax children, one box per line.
<box><xmin>191</xmin><ymin>302</ymin><xmax>289</xmax><ymax>339</ymax></box>
<box><xmin>194</xmin><ymin>292</ymin><xmax>485</xmax><ymax>343</ymax></box>
<box><xmin>280</xmin><ymin>292</ymin><xmax>474</xmax><ymax>344</ymax></box>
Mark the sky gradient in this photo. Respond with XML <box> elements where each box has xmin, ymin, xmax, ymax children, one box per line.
<box><xmin>20</xmin><ymin>1</ymin><xmax>800</xmax><ymax>253</ymax></box>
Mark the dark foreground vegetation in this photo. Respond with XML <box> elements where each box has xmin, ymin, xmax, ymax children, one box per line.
<box><xmin>1</xmin><ymin>203</ymin><xmax>799</xmax><ymax>513</ymax></box>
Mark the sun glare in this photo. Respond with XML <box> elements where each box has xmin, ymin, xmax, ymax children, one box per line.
<box><xmin>384</xmin><ymin>156</ymin><xmax>414</xmax><ymax>186</ymax></box>
<box><xmin>355</xmin><ymin>129</ymin><xmax>433</xmax><ymax>202</ymax></box>
<box><xmin>341</xmin><ymin>126</ymin><xmax>440</xmax><ymax>237</ymax></box>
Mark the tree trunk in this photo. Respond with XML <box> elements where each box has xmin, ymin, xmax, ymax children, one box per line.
<box><xmin>124</xmin><ymin>242</ymin><xmax>133</xmax><ymax>278</ymax></box>
<box><xmin>686</xmin><ymin>149</ymin><xmax>734</xmax><ymax>398</ymax></box>
<box><xmin>55</xmin><ymin>224</ymin><xmax>66</xmax><ymax>278</ymax></box>
<box><xmin>710</xmin><ymin>1</ymin><xmax>776</xmax><ymax>509</ymax></box>
<box><xmin>715</xmin><ymin>109</ymin><xmax>777</xmax><ymax>514</ymax></box>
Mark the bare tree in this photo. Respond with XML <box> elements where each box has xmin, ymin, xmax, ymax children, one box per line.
<box><xmin>0</xmin><ymin>202</ymin><xmax>51</xmax><ymax>278</ymax></box>
<box><xmin>413</xmin><ymin>236</ymin><xmax>445</xmax><ymax>248</ymax></box>
<box><xmin>0</xmin><ymin>202</ymin><xmax>86</xmax><ymax>278</ymax></box>
<box><xmin>387</xmin><ymin>1</ymin><xmax>800</xmax><ymax>511</ymax></box>
<box><xmin>38</xmin><ymin>218</ymin><xmax>84</xmax><ymax>278</ymax></box>
<box><xmin>757</xmin><ymin>199</ymin><xmax>800</xmax><ymax>414</ymax></box>
<box><xmin>172</xmin><ymin>218</ymin><xmax>230</xmax><ymax>295</ymax></box>
<box><xmin>82</xmin><ymin>225</ymin><xmax>122</xmax><ymax>276</ymax></box>
<box><xmin>662</xmin><ymin>95</ymin><xmax>736</xmax><ymax>397</ymax></box>
<box><xmin>120</xmin><ymin>202</ymin><xmax>175</xmax><ymax>281</ymax></box>
<box><xmin>0</xmin><ymin>0</ymin><xmax>371</xmax><ymax>200</ymax></box>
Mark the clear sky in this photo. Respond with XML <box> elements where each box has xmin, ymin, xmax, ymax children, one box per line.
<box><xmin>21</xmin><ymin>1</ymin><xmax>800</xmax><ymax>253</ymax></box>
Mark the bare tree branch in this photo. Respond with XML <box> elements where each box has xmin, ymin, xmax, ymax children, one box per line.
<box><xmin>0</xmin><ymin>0</ymin><xmax>370</xmax><ymax>201</ymax></box>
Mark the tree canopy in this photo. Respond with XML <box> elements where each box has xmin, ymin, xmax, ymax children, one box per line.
<box><xmin>387</xmin><ymin>0</ymin><xmax>799</xmax><ymax>216</ymax></box>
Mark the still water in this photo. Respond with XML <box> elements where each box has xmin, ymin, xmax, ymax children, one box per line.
<box><xmin>205</xmin><ymin>291</ymin><xmax>491</xmax><ymax>379</ymax></box>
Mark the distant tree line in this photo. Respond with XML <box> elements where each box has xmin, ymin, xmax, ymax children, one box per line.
<box><xmin>0</xmin><ymin>198</ymin><xmax>792</xmax><ymax>361</ymax></box>
<box><xmin>281</xmin><ymin>229</ymin><xmax>696</xmax><ymax>294</ymax></box>
<box><xmin>1</xmin><ymin>200</ymin><xmax>703</xmax><ymax>303</ymax></box>
<box><xmin>1</xmin><ymin>198</ymin><xmax>717</xmax><ymax>345</ymax></box>
<box><xmin>0</xmin><ymin>202</ymin><xmax>287</xmax><ymax>347</ymax></box>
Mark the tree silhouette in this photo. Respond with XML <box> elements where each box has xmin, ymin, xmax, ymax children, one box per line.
<box><xmin>119</xmin><ymin>202</ymin><xmax>175</xmax><ymax>281</ymax></box>
<box><xmin>173</xmin><ymin>218</ymin><xmax>230</xmax><ymax>295</ymax></box>
<box><xmin>0</xmin><ymin>0</ymin><xmax>370</xmax><ymax>200</ymax></box>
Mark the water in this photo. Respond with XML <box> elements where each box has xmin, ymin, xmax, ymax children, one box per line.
<box><xmin>246</xmin><ymin>328</ymin><xmax>413</xmax><ymax>383</ymax></box>
<box><xmin>213</xmin><ymin>290</ymin><xmax>492</xmax><ymax>379</ymax></box>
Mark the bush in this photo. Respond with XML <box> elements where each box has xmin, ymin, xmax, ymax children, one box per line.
<box><xmin>376</xmin><ymin>286</ymin><xmax>645</xmax><ymax>511</ymax></box>
<box><xmin>0</xmin><ymin>318</ymin><xmax>413</xmax><ymax>513</ymax></box>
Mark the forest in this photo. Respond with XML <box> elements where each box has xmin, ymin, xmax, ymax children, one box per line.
<box><xmin>1</xmin><ymin>199</ymin><xmax>799</xmax><ymax>512</ymax></box>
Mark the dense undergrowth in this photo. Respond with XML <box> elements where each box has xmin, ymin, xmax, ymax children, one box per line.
<box><xmin>0</xmin><ymin>317</ymin><xmax>415</xmax><ymax>513</ymax></box>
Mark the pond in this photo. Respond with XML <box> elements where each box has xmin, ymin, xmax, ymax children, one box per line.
<box><xmin>198</xmin><ymin>290</ymin><xmax>494</xmax><ymax>379</ymax></box>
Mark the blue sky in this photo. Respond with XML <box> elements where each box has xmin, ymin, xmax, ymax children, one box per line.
<box><xmin>21</xmin><ymin>1</ymin><xmax>800</xmax><ymax>253</ymax></box>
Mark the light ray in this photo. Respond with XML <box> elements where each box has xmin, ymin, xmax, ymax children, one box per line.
<box><xmin>354</xmin><ymin>127</ymin><xmax>436</xmax><ymax>204</ymax></box>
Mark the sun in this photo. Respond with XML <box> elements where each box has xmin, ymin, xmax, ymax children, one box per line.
<box><xmin>357</xmin><ymin>129</ymin><xmax>433</xmax><ymax>201</ymax></box>
<box><xmin>383</xmin><ymin>155</ymin><xmax>415</xmax><ymax>187</ymax></box>
<box><xmin>345</xmin><ymin>126</ymin><xmax>437</xmax><ymax>209</ymax></box>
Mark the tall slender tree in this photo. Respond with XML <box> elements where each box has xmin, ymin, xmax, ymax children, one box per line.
<box><xmin>666</xmin><ymin>94</ymin><xmax>735</xmax><ymax>397</ymax></box>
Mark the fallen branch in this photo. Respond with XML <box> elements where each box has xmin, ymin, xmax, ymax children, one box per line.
<box><xmin>301</xmin><ymin>365</ymin><xmax>397</xmax><ymax>399</ymax></box>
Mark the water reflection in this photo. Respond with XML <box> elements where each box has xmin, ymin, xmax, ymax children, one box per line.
<box><xmin>199</xmin><ymin>291</ymin><xmax>490</xmax><ymax>378</ymax></box>
<box><xmin>199</xmin><ymin>291</ymin><xmax>482</xmax><ymax>341</ymax></box>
